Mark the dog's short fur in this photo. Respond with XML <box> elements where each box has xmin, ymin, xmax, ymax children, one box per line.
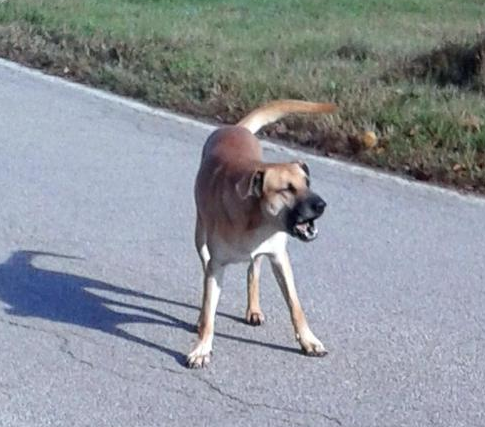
<box><xmin>187</xmin><ymin>100</ymin><xmax>337</xmax><ymax>368</ymax></box>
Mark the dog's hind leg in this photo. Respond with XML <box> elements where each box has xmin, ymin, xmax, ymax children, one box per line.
<box><xmin>195</xmin><ymin>215</ymin><xmax>210</xmax><ymax>333</ymax></box>
<box><xmin>195</xmin><ymin>214</ymin><xmax>210</xmax><ymax>272</ymax></box>
<box><xmin>187</xmin><ymin>260</ymin><xmax>224</xmax><ymax>369</ymax></box>
<box><xmin>246</xmin><ymin>255</ymin><xmax>265</xmax><ymax>325</ymax></box>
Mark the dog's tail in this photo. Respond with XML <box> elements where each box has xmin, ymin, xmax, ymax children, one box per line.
<box><xmin>237</xmin><ymin>100</ymin><xmax>337</xmax><ymax>134</ymax></box>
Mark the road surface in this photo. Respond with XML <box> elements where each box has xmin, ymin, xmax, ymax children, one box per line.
<box><xmin>1</xmin><ymin>60</ymin><xmax>484</xmax><ymax>427</ymax></box>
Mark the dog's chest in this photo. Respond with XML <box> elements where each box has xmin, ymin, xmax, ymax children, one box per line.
<box><xmin>214</xmin><ymin>231</ymin><xmax>287</xmax><ymax>264</ymax></box>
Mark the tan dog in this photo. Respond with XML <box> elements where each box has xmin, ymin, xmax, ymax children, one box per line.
<box><xmin>187</xmin><ymin>100</ymin><xmax>337</xmax><ymax>368</ymax></box>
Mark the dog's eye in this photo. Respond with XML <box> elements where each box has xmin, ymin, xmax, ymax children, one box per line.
<box><xmin>277</xmin><ymin>183</ymin><xmax>296</xmax><ymax>194</ymax></box>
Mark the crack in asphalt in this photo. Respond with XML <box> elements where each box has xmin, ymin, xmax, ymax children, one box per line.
<box><xmin>1</xmin><ymin>317</ymin><xmax>93</xmax><ymax>367</ymax></box>
<box><xmin>0</xmin><ymin>317</ymin><xmax>342</xmax><ymax>425</ymax></box>
<box><xmin>58</xmin><ymin>336</ymin><xmax>94</xmax><ymax>368</ymax></box>
<box><xmin>193</xmin><ymin>374</ymin><xmax>343</xmax><ymax>426</ymax></box>
<box><xmin>143</xmin><ymin>362</ymin><xmax>342</xmax><ymax>424</ymax></box>
<box><xmin>0</xmin><ymin>317</ymin><xmax>102</xmax><ymax>346</ymax></box>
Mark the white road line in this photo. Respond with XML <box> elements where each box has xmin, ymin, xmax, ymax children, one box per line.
<box><xmin>1</xmin><ymin>57</ymin><xmax>484</xmax><ymax>206</ymax></box>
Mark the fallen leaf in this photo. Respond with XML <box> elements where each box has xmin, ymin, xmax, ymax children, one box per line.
<box><xmin>362</xmin><ymin>131</ymin><xmax>378</xmax><ymax>149</ymax></box>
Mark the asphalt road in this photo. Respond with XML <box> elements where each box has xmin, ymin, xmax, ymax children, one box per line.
<box><xmin>1</xmin><ymin>60</ymin><xmax>485</xmax><ymax>427</ymax></box>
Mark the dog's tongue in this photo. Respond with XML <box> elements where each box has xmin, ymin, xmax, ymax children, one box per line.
<box><xmin>295</xmin><ymin>219</ymin><xmax>318</xmax><ymax>240</ymax></box>
<box><xmin>296</xmin><ymin>222</ymin><xmax>310</xmax><ymax>232</ymax></box>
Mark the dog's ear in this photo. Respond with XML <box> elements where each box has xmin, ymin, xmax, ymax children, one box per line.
<box><xmin>236</xmin><ymin>170</ymin><xmax>265</xmax><ymax>199</ymax></box>
<box><xmin>296</xmin><ymin>160</ymin><xmax>310</xmax><ymax>177</ymax></box>
<box><xmin>250</xmin><ymin>170</ymin><xmax>265</xmax><ymax>197</ymax></box>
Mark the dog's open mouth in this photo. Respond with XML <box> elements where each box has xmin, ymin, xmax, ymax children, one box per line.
<box><xmin>293</xmin><ymin>219</ymin><xmax>318</xmax><ymax>242</ymax></box>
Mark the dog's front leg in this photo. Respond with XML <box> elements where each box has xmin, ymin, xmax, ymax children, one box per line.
<box><xmin>246</xmin><ymin>255</ymin><xmax>265</xmax><ymax>325</ymax></box>
<box><xmin>270</xmin><ymin>250</ymin><xmax>327</xmax><ymax>356</ymax></box>
<box><xmin>187</xmin><ymin>260</ymin><xmax>224</xmax><ymax>368</ymax></box>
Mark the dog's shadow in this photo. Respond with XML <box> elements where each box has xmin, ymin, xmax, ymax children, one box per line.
<box><xmin>0</xmin><ymin>250</ymin><xmax>299</xmax><ymax>366</ymax></box>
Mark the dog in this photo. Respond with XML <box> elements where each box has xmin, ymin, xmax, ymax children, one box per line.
<box><xmin>187</xmin><ymin>100</ymin><xmax>337</xmax><ymax>368</ymax></box>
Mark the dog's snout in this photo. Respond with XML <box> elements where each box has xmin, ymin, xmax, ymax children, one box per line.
<box><xmin>293</xmin><ymin>194</ymin><xmax>326</xmax><ymax>221</ymax></box>
<box><xmin>311</xmin><ymin>196</ymin><xmax>326</xmax><ymax>215</ymax></box>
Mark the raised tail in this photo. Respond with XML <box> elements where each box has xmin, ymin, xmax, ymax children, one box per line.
<box><xmin>236</xmin><ymin>99</ymin><xmax>338</xmax><ymax>134</ymax></box>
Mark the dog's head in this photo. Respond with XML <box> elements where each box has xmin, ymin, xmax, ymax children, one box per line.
<box><xmin>237</xmin><ymin>161</ymin><xmax>326</xmax><ymax>241</ymax></box>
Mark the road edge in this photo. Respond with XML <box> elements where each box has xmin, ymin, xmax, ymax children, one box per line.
<box><xmin>2</xmin><ymin>57</ymin><xmax>484</xmax><ymax>206</ymax></box>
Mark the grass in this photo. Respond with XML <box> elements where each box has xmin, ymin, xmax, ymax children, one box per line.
<box><xmin>1</xmin><ymin>0</ymin><xmax>485</xmax><ymax>192</ymax></box>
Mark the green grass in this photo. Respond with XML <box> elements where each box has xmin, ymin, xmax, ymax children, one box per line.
<box><xmin>1</xmin><ymin>0</ymin><xmax>485</xmax><ymax>191</ymax></box>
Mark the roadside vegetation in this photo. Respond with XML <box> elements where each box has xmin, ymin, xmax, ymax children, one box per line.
<box><xmin>1</xmin><ymin>0</ymin><xmax>485</xmax><ymax>192</ymax></box>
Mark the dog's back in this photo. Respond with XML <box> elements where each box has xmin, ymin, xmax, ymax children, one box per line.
<box><xmin>200</xmin><ymin>126</ymin><xmax>262</xmax><ymax>166</ymax></box>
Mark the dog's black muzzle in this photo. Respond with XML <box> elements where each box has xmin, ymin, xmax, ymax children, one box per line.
<box><xmin>286</xmin><ymin>193</ymin><xmax>326</xmax><ymax>242</ymax></box>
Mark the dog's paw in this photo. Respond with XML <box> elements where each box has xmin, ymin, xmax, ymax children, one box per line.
<box><xmin>299</xmin><ymin>336</ymin><xmax>328</xmax><ymax>357</ymax></box>
<box><xmin>186</xmin><ymin>342</ymin><xmax>212</xmax><ymax>369</ymax></box>
<box><xmin>186</xmin><ymin>353</ymin><xmax>211</xmax><ymax>369</ymax></box>
<box><xmin>245</xmin><ymin>310</ymin><xmax>265</xmax><ymax>326</ymax></box>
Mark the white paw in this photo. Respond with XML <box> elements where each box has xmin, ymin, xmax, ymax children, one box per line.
<box><xmin>186</xmin><ymin>342</ymin><xmax>212</xmax><ymax>369</ymax></box>
<box><xmin>298</xmin><ymin>334</ymin><xmax>328</xmax><ymax>357</ymax></box>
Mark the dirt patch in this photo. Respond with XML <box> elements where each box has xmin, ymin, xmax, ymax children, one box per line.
<box><xmin>387</xmin><ymin>37</ymin><xmax>485</xmax><ymax>89</ymax></box>
<box><xmin>264</xmin><ymin>119</ymin><xmax>362</xmax><ymax>157</ymax></box>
